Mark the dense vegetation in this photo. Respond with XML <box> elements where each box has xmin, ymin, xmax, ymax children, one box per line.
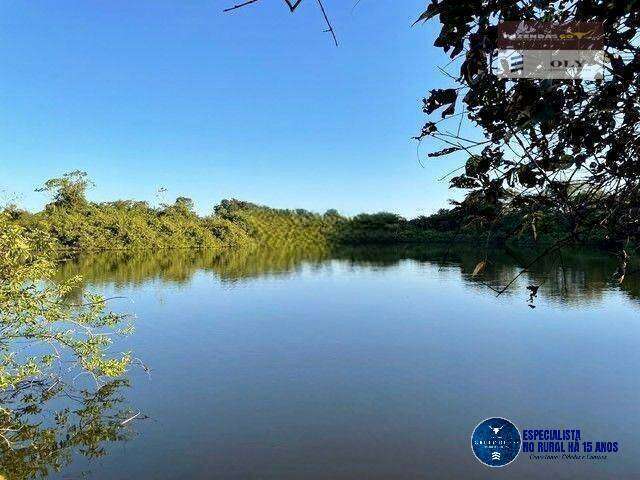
<box><xmin>6</xmin><ymin>172</ymin><xmax>341</xmax><ymax>253</ymax></box>
<box><xmin>5</xmin><ymin>171</ymin><xmax>583</xmax><ymax>255</ymax></box>
<box><xmin>332</xmin><ymin>208</ymin><xmax>571</xmax><ymax>246</ymax></box>
<box><xmin>414</xmin><ymin>0</ymin><xmax>639</xmax><ymax>280</ymax></box>
<box><xmin>0</xmin><ymin>212</ymin><xmax>136</xmax><ymax>478</ymax></box>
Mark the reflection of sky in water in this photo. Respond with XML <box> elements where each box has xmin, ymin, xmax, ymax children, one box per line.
<box><xmin>52</xmin><ymin>247</ymin><xmax>640</xmax><ymax>479</ymax></box>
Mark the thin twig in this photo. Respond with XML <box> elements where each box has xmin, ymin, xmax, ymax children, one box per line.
<box><xmin>316</xmin><ymin>0</ymin><xmax>338</xmax><ymax>46</ymax></box>
<box><xmin>351</xmin><ymin>0</ymin><xmax>364</xmax><ymax>13</ymax></box>
<box><xmin>69</xmin><ymin>296</ymin><xmax>127</xmax><ymax>307</ymax></box>
<box><xmin>120</xmin><ymin>410</ymin><xmax>142</xmax><ymax>426</ymax></box>
<box><xmin>0</xmin><ymin>432</ymin><xmax>13</xmax><ymax>449</ymax></box>
<box><xmin>223</xmin><ymin>0</ymin><xmax>260</xmax><ymax>13</ymax></box>
<box><xmin>284</xmin><ymin>0</ymin><xmax>303</xmax><ymax>11</ymax></box>
<box><xmin>437</xmin><ymin>165</ymin><xmax>465</xmax><ymax>181</ymax></box>
<box><xmin>496</xmin><ymin>237</ymin><xmax>570</xmax><ymax>296</ymax></box>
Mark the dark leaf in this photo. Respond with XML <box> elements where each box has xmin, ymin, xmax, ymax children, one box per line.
<box><xmin>428</xmin><ymin>146</ymin><xmax>460</xmax><ymax>157</ymax></box>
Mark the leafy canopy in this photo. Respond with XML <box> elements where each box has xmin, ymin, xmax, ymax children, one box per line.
<box><xmin>35</xmin><ymin>170</ymin><xmax>93</xmax><ymax>208</ymax></box>
<box><xmin>415</xmin><ymin>0</ymin><xmax>639</xmax><ymax>267</ymax></box>
<box><xmin>0</xmin><ymin>213</ymin><xmax>136</xmax><ymax>477</ymax></box>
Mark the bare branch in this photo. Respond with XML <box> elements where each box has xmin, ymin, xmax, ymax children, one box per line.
<box><xmin>120</xmin><ymin>410</ymin><xmax>143</xmax><ymax>426</ymax></box>
<box><xmin>316</xmin><ymin>0</ymin><xmax>338</xmax><ymax>46</ymax></box>
<box><xmin>284</xmin><ymin>0</ymin><xmax>303</xmax><ymax>11</ymax></box>
<box><xmin>223</xmin><ymin>0</ymin><xmax>260</xmax><ymax>13</ymax></box>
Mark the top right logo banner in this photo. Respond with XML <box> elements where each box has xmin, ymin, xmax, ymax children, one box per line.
<box><xmin>493</xmin><ymin>21</ymin><xmax>606</xmax><ymax>80</ymax></box>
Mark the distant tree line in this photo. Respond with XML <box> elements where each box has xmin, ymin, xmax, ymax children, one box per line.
<box><xmin>3</xmin><ymin>172</ymin><xmax>606</xmax><ymax>253</ymax></box>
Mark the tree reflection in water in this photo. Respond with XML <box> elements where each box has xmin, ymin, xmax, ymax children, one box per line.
<box><xmin>58</xmin><ymin>244</ymin><xmax>640</xmax><ymax>307</ymax></box>
<box><xmin>1</xmin><ymin>217</ymin><xmax>142</xmax><ymax>479</ymax></box>
<box><xmin>0</xmin><ymin>378</ymin><xmax>138</xmax><ymax>479</ymax></box>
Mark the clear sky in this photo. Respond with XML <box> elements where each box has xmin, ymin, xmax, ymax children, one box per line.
<box><xmin>1</xmin><ymin>0</ymin><xmax>471</xmax><ymax>218</ymax></box>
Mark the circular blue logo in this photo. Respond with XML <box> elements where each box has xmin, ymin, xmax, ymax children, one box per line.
<box><xmin>471</xmin><ymin>417</ymin><xmax>521</xmax><ymax>467</ymax></box>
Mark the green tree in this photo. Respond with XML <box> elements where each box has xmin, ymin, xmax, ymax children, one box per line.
<box><xmin>172</xmin><ymin>196</ymin><xmax>195</xmax><ymax>215</ymax></box>
<box><xmin>36</xmin><ymin>170</ymin><xmax>93</xmax><ymax>208</ymax></box>
<box><xmin>0</xmin><ymin>212</ymin><xmax>135</xmax><ymax>476</ymax></box>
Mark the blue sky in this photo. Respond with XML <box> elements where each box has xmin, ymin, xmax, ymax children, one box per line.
<box><xmin>1</xmin><ymin>0</ymin><xmax>471</xmax><ymax>217</ymax></box>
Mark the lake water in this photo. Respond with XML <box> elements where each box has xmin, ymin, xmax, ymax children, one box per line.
<box><xmin>42</xmin><ymin>245</ymin><xmax>640</xmax><ymax>478</ymax></box>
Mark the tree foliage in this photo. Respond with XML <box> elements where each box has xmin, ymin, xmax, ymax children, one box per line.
<box><xmin>0</xmin><ymin>213</ymin><xmax>137</xmax><ymax>478</ymax></box>
<box><xmin>415</xmin><ymin>0</ymin><xmax>640</xmax><ymax>276</ymax></box>
<box><xmin>0</xmin><ymin>215</ymin><xmax>132</xmax><ymax>385</ymax></box>
<box><xmin>36</xmin><ymin>170</ymin><xmax>94</xmax><ymax>209</ymax></box>
<box><xmin>11</xmin><ymin>175</ymin><xmax>350</xmax><ymax>252</ymax></box>
<box><xmin>10</xmin><ymin>172</ymin><xmax>586</xmax><ymax>255</ymax></box>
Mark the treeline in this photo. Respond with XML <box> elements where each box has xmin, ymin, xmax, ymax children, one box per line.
<box><xmin>331</xmin><ymin>208</ymin><xmax>574</xmax><ymax>246</ymax></box>
<box><xmin>4</xmin><ymin>172</ymin><xmax>342</xmax><ymax>252</ymax></box>
<box><xmin>4</xmin><ymin>171</ymin><xmax>582</xmax><ymax>253</ymax></box>
<box><xmin>8</xmin><ymin>196</ymin><xmax>252</xmax><ymax>252</ymax></box>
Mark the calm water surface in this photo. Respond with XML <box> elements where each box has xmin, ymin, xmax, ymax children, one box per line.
<box><xmin>49</xmin><ymin>245</ymin><xmax>639</xmax><ymax>479</ymax></box>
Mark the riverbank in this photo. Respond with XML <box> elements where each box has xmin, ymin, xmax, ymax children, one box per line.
<box><xmin>5</xmin><ymin>172</ymin><xmax>610</xmax><ymax>254</ymax></box>
<box><xmin>6</xmin><ymin>197</ymin><xmax>577</xmax><ymax>255</ymax></box>
<box><xmin>7</xmin><ymin>198</ymin><xmax>608</xmax><ymax>254</ymax></box>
